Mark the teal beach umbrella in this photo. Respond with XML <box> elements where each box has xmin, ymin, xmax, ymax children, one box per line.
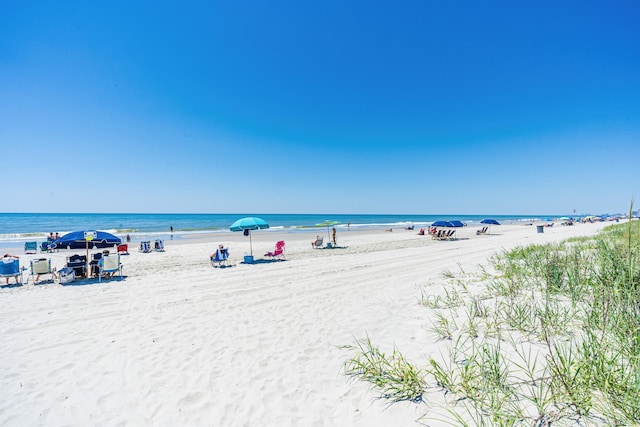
<box><xmin>230</xmin><ymin>217</ymin><xmax>270</xmax><ymax>256</ymax></box>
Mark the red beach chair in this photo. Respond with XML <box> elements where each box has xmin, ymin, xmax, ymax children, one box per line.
<box><xmin>265</xmin><ymin>241</ymin><xmax>285</xmax><ymax>260</ymax></box>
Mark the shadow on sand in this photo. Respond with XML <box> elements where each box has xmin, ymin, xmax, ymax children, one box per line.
<box><xmin>61</xmin><ymin>275</ymin><xmax>128</xmax><ymax>286</ymax></box>
<box><xmin>241</xmin><ymin>259</ymin><xmax>287</xmax><ymax>265</ymax></box>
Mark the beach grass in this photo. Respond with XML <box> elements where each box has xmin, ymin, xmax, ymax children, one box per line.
<box><xmin>343</xmin><ymin>218</ymin><xmax>640</xmax><ymax>425</ymax></box>
<box><xmin>342</xmin><ymin>336</ymin><xmax>426</xmax><ymax>403</ymax></box>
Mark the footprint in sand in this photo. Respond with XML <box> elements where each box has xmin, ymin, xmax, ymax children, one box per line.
<box><xmin>176</xmin><ymin>391</ymin><xmax>206</xmax><ymax>410</ymax></box>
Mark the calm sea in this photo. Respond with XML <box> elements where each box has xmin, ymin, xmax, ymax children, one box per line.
<box><xmin>0</xmin><ymin>212</ymin><xmax>553</xmax><ymax>248</ymax></box>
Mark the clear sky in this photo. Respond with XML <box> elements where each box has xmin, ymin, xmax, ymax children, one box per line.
<box><xmin>2</xmin><ymin>1</ymin><xmax>639</xmax><ymax>215</ymax></box>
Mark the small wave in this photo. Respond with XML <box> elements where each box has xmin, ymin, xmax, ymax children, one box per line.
<box><xmin>0</xmin><ymin>232</ymin><xmax>50</xmax><ymax>242</ymax></box>
<box><xmin>179</xmin><ymin>226</ymin><xmax>219</xmax><ymax>232</ymax></box>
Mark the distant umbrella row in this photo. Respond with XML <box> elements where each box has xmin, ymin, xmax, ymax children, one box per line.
<box><xmin>431</xmin><ymin>219</ymin><xmax>500</xmax><ymax>228</ymax></box>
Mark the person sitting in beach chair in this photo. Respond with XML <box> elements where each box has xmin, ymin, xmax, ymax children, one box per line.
<box><xmin>311</xmin><ymin>235</ymin><xmax>323</xmax><ymax>249</ymax></box>
<box><xmin>30</xmin><ymin>258</ymin><xmax>58</xmax><ymax>284</ymax></box>
<box><xmin>89</xmin><ymin>252</ymin><xmax>103</xmax><ymax>277</ymax></box>
<box><xmin>476</xmin><ymin>226</ymin><xmax>488</xmax><ymax>235</ymax></box>
<box><xmin>98</xmin><ymin>254</ymin><xmax>123</xmax><ymax>282</ymax></box>
<box><xmin>0</xmin><ymin>254</ymin><xmax>23</xmax><ymax>286</ymax></box>
<box><xmin>154</xmin><ymin>239</ymin><xmax>165</xmax><ymax>252</ymax></box>
<box><xmin>211</xmin><ymin>244</ymin><xmax>229</xmax><ymax>267</ymax></box>
<box><xmin>417</xmin><ymin>228</ymin><xmax>425</xmax><ymax>235</ymax></box>
<box><xmin>66</xmin><ymin>254</ymin><xmax>87</xmax><ymax>278</ymax></box>
<box><xmin>139</xmin><ymin>241</ymin><xmax>152</xmax><ymax>253</ymax></box>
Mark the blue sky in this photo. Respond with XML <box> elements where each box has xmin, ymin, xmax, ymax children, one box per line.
<box><xmin>2</xmin><ymin>1</ymin><xmax>639</xmax><ymax>215</ymax></box>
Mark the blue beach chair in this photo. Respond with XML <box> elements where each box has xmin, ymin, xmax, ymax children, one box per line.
<box><xmin>0</xmin><ymin>256</ymin><xmax>23</xmax><ymax>286</ymax></box>
<box><xmin>139</xmin><ymin>241</ymin><xmax>152</xmax><ymax>253</ymax></box>
<box><xmin>24</xmin><ymin>241</ymin><xmax>38</xmax><ymax>254</ymax></box>
<box><xmin>211</xmin><ymin>246</ymin><xmax>229</xmax><ymax>267</ymax></box>
<box><xmin>154</xmin><ymin>239</ymin><xmax>165</xmax><ymax>252</ymax></box>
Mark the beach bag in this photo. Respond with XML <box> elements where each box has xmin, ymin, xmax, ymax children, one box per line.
<box><xmin>58</xmin><ymin>267</ymin><xmax>75</xmax><ymax>284</ymax></box>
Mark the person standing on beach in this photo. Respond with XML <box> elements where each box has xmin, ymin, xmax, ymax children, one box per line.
<box><xmin>332</xmin><ymin>227</ymin><xmax>337</xmax><ymax>245</ymax></box>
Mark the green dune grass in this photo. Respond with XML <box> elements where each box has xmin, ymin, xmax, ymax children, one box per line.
<box><xmin>344</xmin><ymin>213</ymin><xmax>639</xmax><ymax>425</ymax></box>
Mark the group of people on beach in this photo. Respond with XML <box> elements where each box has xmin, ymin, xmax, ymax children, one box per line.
<box><xmin>0</xmin><ymin>253</ymin><xmax>56</xmax><ymax>285</ymax></box>
<box><xmin>310</xmin><ymin>227</ymin><xmax>338</xmax><ymax>248</ymax></box>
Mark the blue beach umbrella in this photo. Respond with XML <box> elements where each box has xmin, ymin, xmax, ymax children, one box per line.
<box><xmin>480</xmin><ymin>218</ymin><xmax>500</xmax><ymax>234</ymax></box>
<box><xmin>431</xmin><ymin>220</ymin><xmax>462</xmax><ymax>239</ymax></box>
<box><xmin>480</xmin><ymin>219</ymin><xmax>500</xmax><ymax>225</ymax></box>
<box><xmin>229</xmin><ymin>217</ymin><xmax>270</xmax><ymax>257</ymax></box>
<box><xmin>52</xmin><ymin>230</ymin><xmax>121</xmax><ymax>250</ymax></box>
<box><xmin>431</xmin><ymin>220</ymin><xmax>455</xmax><ymax>228</ymax></box>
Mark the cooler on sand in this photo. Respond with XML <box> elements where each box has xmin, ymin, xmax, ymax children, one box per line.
<box><xmin>58</xmin><ymin>267</ymin><xmax>75</xmax><ymax>284</ymax></box>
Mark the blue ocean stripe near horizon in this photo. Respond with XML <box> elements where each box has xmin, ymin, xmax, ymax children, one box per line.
<box><xmin>0</xmin><ymin>212</ymin><xmax>576</xmax><ymax>234</ymax></box>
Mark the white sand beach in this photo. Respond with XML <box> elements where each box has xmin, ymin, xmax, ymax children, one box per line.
<box><xmin>0</xmin><ymin>222</ymin><xmax>611</xmax><ymax>426</ymax></box>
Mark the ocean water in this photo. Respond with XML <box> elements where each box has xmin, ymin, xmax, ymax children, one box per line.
<box><xmin>0</xmin><ymin>212</ymin><xmax>553</xmax><ymax>249</ymax></box>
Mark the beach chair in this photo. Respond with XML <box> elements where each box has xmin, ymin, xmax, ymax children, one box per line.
<box><xmin>476</xmin><ymin>226</ymin><xmax>488</xmax><ymax>235</ymax></box>
<box><xmin>265</xmin><ymin>241</ymin><xmax>285</xmax><ymax>260</ymax></box>
<box><xmin>98</xmin><ymin>255</ymin><xmax>123</xmax><ymax>282</ymax></box>
<box><xmin>117</xmin><ymin>244</ymin><xmax>129</xmax><ymax>255</ymax></box>
<box><xmin>139</xmin><ymin>241</ymin><xmax>152</xmax><ymax>253</ymax></box>
<box><xmin>89</xmin><ymin>252</ymin><xmax>104</xmax><ymax>277</ymax></box>
<box><xmin>66</xmin><ymin>254</ymin><xmax>87</xmax><ymax>278</ymax></box>
<box><xmin>30</xmin><ymin>258</ymin><xmax>56</xmax><ymax>284</ymax></box>
<box><xmin>24</xmin><ymin>241</ymin><xmax>38</xmax><ymax>254</ymax></box>
<box><xmin>0</xmin><ymin>257</ymin><xmax>23</xmax><ymax>286</ymax></box>
<box><xmin>40</xmin><ymin>241</ymin><xmax>52</xmax><ymax>253</ymax></box>
<box><xmin>211</xmin><ymin>247</ymin><xmax>229</xmax><ymax>267</ymax></box>
<box><xmin>311</xmin><ymin>236</ymin><xmax>324</xmax><ymax>249</ymax></box>
<box><xmin>154</xmin><ymin>239</ymin><xmax>165</xmax><ymax>252</ymax></box>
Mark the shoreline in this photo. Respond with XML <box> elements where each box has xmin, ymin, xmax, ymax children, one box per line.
<box><xmin>1</xmin><ymin>212</ymin><xmax>613</xmax><ymax>249</ymax></box>
<box><xmin>0</xmin><ymin>221</ymin><xmax>613</xmax><ymax>425</ymax></box>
